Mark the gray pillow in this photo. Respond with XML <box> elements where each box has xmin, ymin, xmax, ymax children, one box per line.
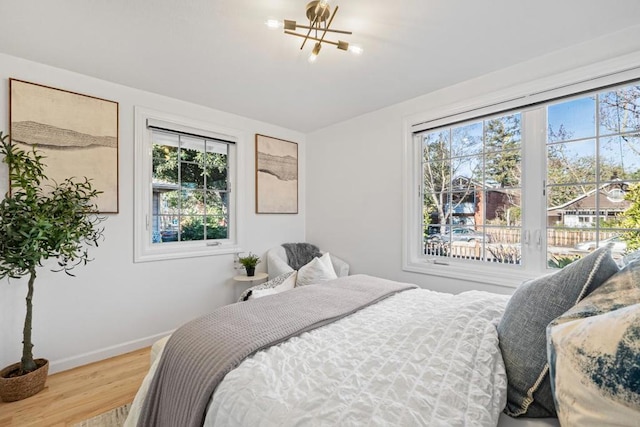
<box><xmin>498</xmin><ymin>245</ymin><xmax>619</xmax><ymax>418</ymax></box>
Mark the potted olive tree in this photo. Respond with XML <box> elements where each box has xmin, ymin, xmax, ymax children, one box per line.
<box><xmin>0</xmin><ymin>132</ymin><xmax>105</xmax><ymax>402</ymax></box>
<box><xmin>238</xmin><ymin>253</ymin><xmax>261</xmax><ymax>277</ymax></box>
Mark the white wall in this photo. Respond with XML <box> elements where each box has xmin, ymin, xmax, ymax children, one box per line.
<box><xmin>306</xmin><ymin>26</ymin><xmax>640</xmax><ymax>295</ymax></box>
<box><xmin>4</xmin><ymin>25</ymin><xmax>640</xmax><ymax>373</ymax></box>
<box><xmin>0</xmin><ymin>53</ymin><xmax>306</xmax><ymax>373</ymax></box>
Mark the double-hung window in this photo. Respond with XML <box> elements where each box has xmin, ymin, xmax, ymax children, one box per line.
<box><xmin>134</xmin><ymin>107</ymin><xmax>241</xmax><ymax>262</ymax></box>
<box><xmin>150</xmin><ymin>129</ymin><xmax>230</xmax><ymax>243</ymax></box>
<box><xmin>405</xmin><ymin>79</ymin><xmax>640</xmax><ymax>286</ymax></box>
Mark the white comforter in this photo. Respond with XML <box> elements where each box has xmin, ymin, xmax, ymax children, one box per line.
<box><xmin>128</xmin><ymin>288</ymin><xmax>510</xmax><ymax>427</ymax></box>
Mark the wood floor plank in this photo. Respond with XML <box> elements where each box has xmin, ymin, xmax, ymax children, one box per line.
<box><xmin>0</xmin><ymin>347</ymin><xmax>149</xmax><ymax>426</ymax></box>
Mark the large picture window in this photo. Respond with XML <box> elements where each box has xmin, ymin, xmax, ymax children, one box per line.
<box><xmin>408</xmin><ymin>80</ymin><xmax>640</xmax><ymax>284</ymax></box>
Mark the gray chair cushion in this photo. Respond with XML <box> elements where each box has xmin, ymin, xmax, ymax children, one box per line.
<box><xmin>498</xmin><ymin>245</ymin><xmax>619</xmax><ymax>418</ymax></box>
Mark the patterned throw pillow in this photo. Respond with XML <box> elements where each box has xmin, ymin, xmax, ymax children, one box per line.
<box><xmin>237</xmin><ymin>271</ymin><xmax>295</xmax><ymax>302</ymax></box>
<box><xmin>249</xmin><ymin>272</ymin><xmax>296</xmax><ymax>300</ymax></box>
<box><xmin>497</xmin><ymin>245</ymin><xmax>619</xmax><ymax>417</ymax></box>
<box><xmin>547</xmin><ymin>262</ymin><xmax>640</xmax><ymax>426</ymax></box>
<box><xmin>620</xmin><ymin>249</ymin><xmax>640</xmax><ymax>267</ymax></box>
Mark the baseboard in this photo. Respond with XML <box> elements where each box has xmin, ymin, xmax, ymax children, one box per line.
<box><xmin>48</xmin><ymin>330</ymin><xmax>175</xmax><ymax>374</ymax></box>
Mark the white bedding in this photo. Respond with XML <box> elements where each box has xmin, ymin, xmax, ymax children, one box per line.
<box><xmin>128</xmin><ymin>287</ymin><xmax>515</xmax><ymax>426</ymax></box>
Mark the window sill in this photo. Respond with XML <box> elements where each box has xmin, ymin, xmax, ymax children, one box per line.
<box><xmin>403</xmin><ymin>258</ymin><xmax>543</xmax><ymax>289</ymax></box>
<box><xmin>134</xmin><ymin>242</ymin><xmax>242</xmax><ymax>263</ymax></box>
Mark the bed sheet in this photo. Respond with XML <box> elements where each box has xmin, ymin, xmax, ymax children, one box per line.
<box><xmin>128</xmin><ymin>286</ymin><xmax>517</xmax><ymax>426</ymax></box>
<box><xmin>202</xmin><ymin>288</ymin><xmax>509</xmax><ymax>426</ymax></box>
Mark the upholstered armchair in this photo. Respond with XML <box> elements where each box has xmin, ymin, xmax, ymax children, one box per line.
<box><xmin>236</xmin><ymin>243</ymin><xmax>350</xmax><ymax>302</ymax></box>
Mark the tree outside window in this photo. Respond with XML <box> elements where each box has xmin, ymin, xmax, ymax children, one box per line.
<box><xmin>151</xmin><ymin>131</ymin><xmax>230</xmax><ymax>244</ymax></box>
<box><xmin>419</xmin><ymin>82</ymin><xmax>640</xmax><ymax>268</ymax></box>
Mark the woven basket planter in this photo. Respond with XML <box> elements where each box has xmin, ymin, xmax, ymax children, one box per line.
<box><xmin>0</xmin><ymin>359</ymin><xmax>49</xmax><ymax>402</ymax></box>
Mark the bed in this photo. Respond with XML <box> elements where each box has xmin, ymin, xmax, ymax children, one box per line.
<box><xmin>124</xmin><ymin>274</ymin><xmax>569</xmax><ymax>427</ymax></box>
<box><xmin>127</xmin><ymin>244</ymin><xmax>640</xmax><ymax>426</ymax></box>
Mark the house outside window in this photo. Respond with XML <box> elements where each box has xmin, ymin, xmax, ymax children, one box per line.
<box><xmin>545</xmin><ymin>84</ymin><xmax>640</xmax><ymax>263</ymax></box>
<box><xmin>406</xmin><ymin>79</ymin><xmax>640</xmax><ymax>285</ymax></box>
<box><xmin>134</xmin><ymin>107</ymin><xmax>242</xmax><ymax>262</ymax></box>
<box><xmin>420</xmin><ymin>113</ymin><xmax>523</xmax><ymax>264</ymax></box>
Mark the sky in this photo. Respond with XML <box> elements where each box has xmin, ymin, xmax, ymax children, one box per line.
<box><xmin>423</xmin><ymin>85</ymin><xmax>640</xmax><ymax>185</ymax></box>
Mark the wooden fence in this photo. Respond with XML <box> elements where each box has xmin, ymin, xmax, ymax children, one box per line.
<box><xmin>545</xmin><ymin>229</ymin><xmax>618</xmax><ymax>247</ymax></box>
<box><xmin>424</xmin><ymin>228</ymin><xmax>620</xmax><ymax>264</ymax></box>
<box><xmin>485</xmin><ymin>229</ymin><xmax>618</xmax><ymax>247</ymax></box>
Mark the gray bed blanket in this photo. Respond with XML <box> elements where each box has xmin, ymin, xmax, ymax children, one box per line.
<box><xmin>137</xmin><ymin>274</ymin><xmax>417</xmax><ymax>427</ymax></box>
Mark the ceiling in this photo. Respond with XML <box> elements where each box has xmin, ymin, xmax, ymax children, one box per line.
<box><xmin>2</xmin><ymin>0</ymin><xmax>640</xmax><ymax>132</ymax></box>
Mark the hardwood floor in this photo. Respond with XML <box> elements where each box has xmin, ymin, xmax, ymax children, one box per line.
<box><xmin>0</xmin><ymin>347</ymin><xmax>149</xmax><ymax>427</ymax></box>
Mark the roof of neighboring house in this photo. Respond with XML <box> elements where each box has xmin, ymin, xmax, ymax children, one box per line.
<box><xmin>547</xmin><ymin>181</ymin><xmax>631</xmax><ymax>213</ymax></box>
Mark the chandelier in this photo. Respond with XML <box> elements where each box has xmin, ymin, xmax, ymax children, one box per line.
<box><xmin>266</xmin><ymin>0</ymin><xmax>362</xmax><ymax>62</ymax></box>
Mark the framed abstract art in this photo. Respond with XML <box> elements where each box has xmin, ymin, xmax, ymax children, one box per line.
<box><xmin>255</xmin><ymin>134</ymin><xmax>298</xmax><ymax>214</ymax></box>
<box><xmin>9</xmin><ymin>79</ymin><xmax>119</xmax><ymax>213</ymax></box>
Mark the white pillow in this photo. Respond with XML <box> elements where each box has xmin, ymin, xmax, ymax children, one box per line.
<box><xmin>249</xmin><ymin>271</ymin><xmax>297</xmax><ymax>300</ymax></box>
<box><xmin>319</xmin><ymin>251</ymin><xmax>335</xmax><ymax>273</ymax></box>
<box><xmin>296</xmin><ymin>252</ymin><xmax>337</xmax><ymax>287</ymax></box>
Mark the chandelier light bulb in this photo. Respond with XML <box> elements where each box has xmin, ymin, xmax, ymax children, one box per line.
<box><xmin>265</xmin><ymin>19</ymin><xmax>282</xmax><ymax>29</ymax></box>
<box><xmin>308</xmin><ymin>42</ymin><xmax>322</xmax><ymax>62</ymax></box>
<box><xmin>348</xmin><ymin>45</ymin><xmax>363</xmax><ymax>55</ymax></box>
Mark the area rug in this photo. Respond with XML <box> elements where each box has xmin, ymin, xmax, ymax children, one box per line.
<box><xmin>72</xmin><ymin>403</ymin><xmax>131</xmax><ymax>427</ymax></box>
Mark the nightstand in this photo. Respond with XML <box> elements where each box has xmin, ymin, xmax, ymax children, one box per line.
<box><xmin>232</xmin><ymin>272</ymin><xmax>268</xmax><ymax>300</ymax></box>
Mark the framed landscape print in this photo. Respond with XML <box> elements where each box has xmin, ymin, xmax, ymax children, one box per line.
<box><xmin>255</xmin><ymin>134</ymin><xmax>298</xmax><ymax>214</ymax></box>
<box><xmin>9</xmin><ymin>79</ymin><xmax>119</xmax><ymax>213</ymax></box>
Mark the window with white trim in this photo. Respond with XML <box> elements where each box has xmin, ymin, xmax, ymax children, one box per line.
<box><xmin>134</xmin><ymin>107</ymin><xmax>241</xmax><ymax>262</ymax></box>
<box><xmin>545</xmin><ymin>84</ymin><xmax>640</xmax><ymax>266</ymax></box>
<box><xmin>420</xmin><ymin>112</ymin><xmax>523</xmax><ymax>265</ymax></box>
<box><xmin>406</xmin><ymin>79</ymin><xmax>640</xmax><ymax>284</ymax></box>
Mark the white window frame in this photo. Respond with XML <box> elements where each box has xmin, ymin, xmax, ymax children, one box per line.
<box><xmin>134</xmin><ymin>106</ymin><xmax>244</xmax><ymax>262</ymax></box>
<box><xmin>402</xmin><ymin>53</ymin><xmax>640</xmax><ymax>288</ymax></box>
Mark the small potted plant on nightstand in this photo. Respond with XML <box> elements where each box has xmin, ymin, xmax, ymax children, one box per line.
<box><xmin>238</xmin><ymin>253</ymin><xmax>261</xmax><ymax>277</ymax></box>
